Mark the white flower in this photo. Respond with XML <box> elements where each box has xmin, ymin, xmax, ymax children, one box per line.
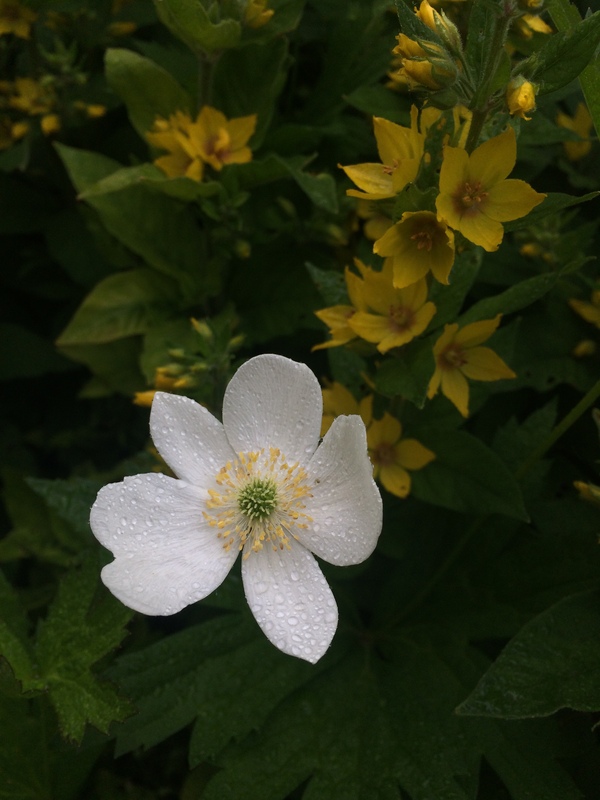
<box><xmin>90</xmin><ymin>354</ymin><xmax>382</xmax><ymax>663</ymax></box>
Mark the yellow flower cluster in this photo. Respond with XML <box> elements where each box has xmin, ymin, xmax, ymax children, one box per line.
<box><xmin>147</xmin><ymin>106</ymin><xmax>257</xmax><ymax>182</ymax></box>
<box><xmin>321</xmin><ymin>383</ymin><xmax>435</xmax><ymax>498</ymax></box>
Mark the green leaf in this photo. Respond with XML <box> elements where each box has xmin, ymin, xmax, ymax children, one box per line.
<box><xmin>105</xmin><ymin>48</ymin><xmax>192</xmax><ymax>139</ymax></box>
<box><xmin>212</xmin><ymin>39</ymin><xmax>289</xmax><ymax>147</ymax></box>
<box><xmin>410</xmin><ymin>429</ymin><xmax>528</xmax><ymax>520</ymax></box>
<box><xmin>56</xmin><ymin>269</ymin><xmax>179</xmax><ymax>346</ymax></box>
<box><xmin>375</xmin><ymin>338</ymin><xmax>436</xmax><ymax>407</ymax></box>
<box><xmin>394</xmin><ymin>0</ymin><xmax>441</xmax><ymax>46</ymax></box>
<box><xmin>0</xmin><ymin>323</ymin><xmax>72</xmax><ymax>380</ymax></box>
<box><xmin>429</xmin><ymin>249</ymin><xmax>482</xmax><ymax>329</ymax></box>
<box><xmin>35</xmin><ymin>559</ymin><xmax>133</xmax><ymax>741</ymax></box>
<box><xmin>306</xmin><ymin>263</ymin><xmax>347</xmax><ymax>305</ymax></box>
<box><xmin>79</xmin><ymin>163</ymin><xmax>221</xmax><ymax>202</ymax></box>
<box><xmin>0</xmin><ymin>569</ymin><xmax>36</xmax><ymax>691</ymax></box>
<box><xmin>109</xmin><ymin>613</ymin><xmax>313</xmax><ymax>757</ymax></box>
<box><xmin>26</xmin><ymin>478</ymin><xmax>103</xmax><ymax>539</ymax></box>
<box><xmin>56</xmin><ymin>144</ymin><xmax>218</xmax><ymax>300</ymax></box>
<box><xmin>516</xmin><ymin>10</ymin><xmax>600</xmax><ymax>94</ymax></box>
<box><xmin>504</xmin><ymin>190</ymin><xmax>600</xmax><ymax>231</ymax></box>
<box><xmin>457</xmin><ymin>590</ymin><xmax>600</xmax><ymax>718</ymax></box>
<box><xmin>459</xmin><ymin>272</ymin><xmax>558</xmax><ymax>324</ymax></box>
<box><xmin>153</xmin><ymin>0</ymin><xmax>241</xmax><ymax>55</ymax></box>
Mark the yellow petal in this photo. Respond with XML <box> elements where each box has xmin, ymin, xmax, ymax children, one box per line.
<box><xmin>427</xmin><ymin>366</ymin><xmax>442</xmax><ymax>399</ymax></box>
<box><xmin>373</xmin><ymin>116</ymin><xmax>418</xmax><ymax>164</ymax></box>
<box><xmin>438</xmin><ymin>144</ymin><xmax>469</xmax><ymax>197</ymax></box>
<box><xmin>454</xmin><ymin>315</ymin><xmax>501</xmax><ymax>347</ymax></box>
<box><xmin>440</xmin><ymin>367</ymin><xmax>470</xmax><ymax>416</ymax></box>
<box><xmin>433</xmin><ymin>323</ymin><xmax>458</xmax><ymax>356</ymax></box>
<box><xmin>469</xmin><ymin>128</ymin><xmax>516</xmax><ymax>187</ymax></box>
<box><xmin>569</xmin><ymin>299</ymin><xmax>600</xmax><ymax>327</ymax></box>
<box><xmin>461</xmin><ymin>347</ymin><xmax>516</xmax><ymax>381</ymax></box>
<box><xmin>395</xmin><ymin>438</ymin><xmax>436</xmax><ymax>470</ymax></box>
<box><xmin>458</xmin><ymin>210</ymin><xmax>504</xmax><ymax>252</ymax></box>
<box><xmin>485</xmin><ymin>179</ymin><xmax>545</xmax><ymax>222</ymax></box>
<box><xmin>379</xmin><ymin>464</ymin><xmax>412</xmax><ymax>498</ymax></box>
<box><xmin>348</xmin><ymin>312</ymin><xmax>393</xmax><ymax>345</ymax></box>
<box><xmin>227</xmin><ymin>114</ymin><xmax>257</xmax><ymax>149</ymax></box>
<box><xmin>340</xmin><ymin>163</ymin><xmax>394</xmax><ymax>199</ymax></box>
<box><xmin>368</xmin><ymin>413</ymin><xmax>402</xmax><ymax>449</ymax></box>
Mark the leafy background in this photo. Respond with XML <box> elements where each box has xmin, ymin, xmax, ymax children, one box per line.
<box><xmin>1</xmin><ymin>0</ymin><xmax>600</xmax><ymax>798</ymax></box>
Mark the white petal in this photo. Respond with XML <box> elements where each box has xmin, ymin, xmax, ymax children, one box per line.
<box><xmin>222</xmin><ymin>354</ymin><xmax>322</xmax><ymax>464</ymax></box>
<box><xmin>90</xmin><ymin>473</ymin><xmax>238</xmax><ymax>615</ymax></box>
<box><xmin>300</xmin><ymin>415</ymin><xmax>382</xmax><ymax>566</ymax></box>
<box><xmin>150</xmin><ymin>392</ymin><xmax>235</xmax><ymax>485</ymax></box>
<box><xmin>242</xmin><ymin>539</ymin><xmax>338</xmax><ymax>664</ymax></box>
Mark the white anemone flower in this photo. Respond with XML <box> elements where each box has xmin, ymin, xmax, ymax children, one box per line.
<box><xmin>90</xmin><ymin>354</ymin><xmax>382</xmax><ymax>663</ymax></box>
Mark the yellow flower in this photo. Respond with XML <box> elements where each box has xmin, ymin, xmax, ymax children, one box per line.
<box><xmin>373</xmin><ymin>210</ymin><xmax>455</xmax><ymax>288</ymax></box>
<box><xmin>557</xmin><ymin>103</ymin><xmax>594</xmax><ymax>161</ymax></box>
<box><xmin>435</xmin><ymin>128</ymin><xmax>546</xmax><ymax>252</ymax></box>
<box><xmin>147</xmin><ymin>111</ymin><xmax>205</xmax><ymax>181</ymax></box>
<box><xmin>348</xmin><ymin>264</ymin><xmax>437</xmax><ymax>353</ymax></box>
<box><xmin>133</xmin><ymin>390</ymin><xmax>157</xmax><ymax>408</ymax></box>
<box><xmin>193</xmin><ymin>106</ymin><xmax>256</xmax><ymax>171</ymax></box>
<box><xmin>40</xmin><ymin>113</ymin><xmax>60</xmax><ymax>135</ymax></box>
<box><xmin>367</xmin><ymin>410</ymin><xmax>435</xmax><ymax>498</ymax></box>
<box><xmin>244</xmin><ymin>0</ymin><xmax>274</xmax><ymax>28</ymax></box>
<box><xmin>427</xmin><ymin>315</ymin><xmax>516</xmax><ymax>416</ymax></box>
<box><xmin>339</xmin><ymin>107</ymin><xmax>425</xmax><ymax>200</ymax></box>
<box><xmin>9</xmin><ymin>78</ymin><xmax>56</xmax><ymax>116</ymax></box>
<box><xmin>574</xmin><ymin>480</ymin><xmax>600</xmax><ymax>507</ymax></box>
<box><xmin>321</xmin><ymin>382</ymin><xmax>364</xmax><ymax>436</ymax></box>
<box><xmin>355</xmin><ymin>200</ymin><xmax>393</xmax><ymax>241</ymax></box>
<box><xmin>569</xmin><ymin>290</ymin><xmax>600</xmax><ymax>328</ymax></box>
<box><xmin>0</xmin><ymin>0</ymin><xmax>36</xmax><ymax>39</ymax></box>
<box><xmin>416</xmin><ymin>0</ymin><xmax>462</xmax><ymax>52</ymax></box>
<box><xmin>313</xmin><ymin>260</ymin><xmax>370</xmax><ymax>350</ymax></box>
<box><xmin>506</xmin><ymin>78</ymin><xmax>536</xmax><ymax>120</ymax></box>
<box><xmin>392</xmin><ymin>32</ymin><xmax>457</xmax><ymax>91</ymax></box>
<box><xmin>573</xmin><ymin>340</ymin><xmax>596</xmax><ymax>358</ymax></box>
<box><xmin>514</xmin><ymin>13</ymin><xmax>552</xmax><ymax>40</ymax></box>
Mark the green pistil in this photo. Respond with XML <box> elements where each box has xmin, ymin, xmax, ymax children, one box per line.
<box><xmin>237</xmin><ymin>478</ymin><xmax>278</xmax><ymax>520</ymax></box>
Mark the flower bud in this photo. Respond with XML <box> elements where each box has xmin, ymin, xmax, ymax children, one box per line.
<box><xmin>506</xmin><ymin>77</ymin><xmax>536</xmax><ymax>120</ymax></box>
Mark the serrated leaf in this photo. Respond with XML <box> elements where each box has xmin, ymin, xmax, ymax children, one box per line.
<box><xmin>56</xmin><ymin>269</ymin><xmax>179</xmax><ymax>346</ymax></box>
<box><xmin>105</xmin><ymin>48</ymin><xmax>192</xmax><ymax>139</ymax></box>
<box><xmin>33</xmin><ymin>560</ymin><xmax>133</xmax><ymax>742</ymax></box>
<box><xmin>410</xmin><ymin>429</ymin><xmax>528</xmax><ymax>520</ymax></box>
<box><xmin>0</xmin><ymin>569</ymin><xmax>36</xmax><ymax>690</ymax></box>
<box><xmin>516</xmin><ymin>10</ymin><xmax>600</xmax><ymax>94</ymax></box>
<box><xmin>458</xmin><ymin>590</ymin><xmax>600</xmax><ymax>718</ymax></box>
<box><xmin>109</xmin><ymin>613</ymin><xmax>313</xmax><ymax>758</ymax></box>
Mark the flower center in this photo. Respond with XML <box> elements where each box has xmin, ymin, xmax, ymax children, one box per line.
<box><xmin>389</xmin><ymin>304</ymin><xmax>415</xmax><ymax>332</ymax></box>
<box><xmin>410</xmin><ymin>229</ymin><xmax>434</xmax><ymax>251</ymax></box>
<box><xmin>458</xmin><ymin>180</ymin><xmax>488</xmax><ymax>210</ymax></box>
<box><xmin>382</xmin><ymin>158</ymin><xmax>399</xmax><ymax>175</ymax></box>
<box><xmin>441</xmin><ymin>344</ymin><xmax>467</xmax><ymax>369</ymax></box>
<box><xmin>372</xmin><ymin>442</ymin><xmax>396</xmax><ymax>467</ymax></box>
<box><xmin>203</xmin><ymin>447</ymin><xmax>313</xmax><ymax>557</ymax></box>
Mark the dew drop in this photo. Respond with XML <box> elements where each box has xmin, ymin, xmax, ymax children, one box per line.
<box><xmin>255</xmin><ymin>581</ymin><xmax>268</xmax><ymax>594</ymax></box>
<box><xmin>288</xmin><ymin>616</ymin><xmax>298</xmax><ymax>626</ymax></box>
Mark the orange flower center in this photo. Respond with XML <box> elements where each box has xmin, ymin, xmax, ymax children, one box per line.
<box><xmin>440</xmin><ymin>343</ymin><xmax>467</xmax><ymax>370</ymax></box>
<box><xmin>372</xmin><ymin>442</ymin><xmax>396</xmax><ymax>467</ymax></box>
<box><xmin>382</xmin><ymin>159</ymin><xmax>399</xmax><ymax>175</ymax></box>
<box><xmin>410</xmin><ymin>229</ymin><xmax>434</xmax><ymax>251</ymax></box>
<box><xmin>205</xmin><ymin>128</ymin><xmax>231</xmax><ymax>163</ymax></box>
<box><xmin>458</xmin><ymin>181</ymin><xmax>488</xmax><ymax>211</ymax></box>
<box><xmin>389</xmin><ymin>304</ymin><xmax>415</xmax><ymax>332</ymax></box>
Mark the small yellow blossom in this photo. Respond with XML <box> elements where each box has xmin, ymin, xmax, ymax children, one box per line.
<box><xmin>569</xmin><ymin>290</ymin><xmax>600</xmax><ymax>329</ymax></box>
<box><xmin>244</xmin><ymin>0</ymin><xmax>274</xmax><ymax>28</ymax></box>
<box><xmin>147</xmin><ymin>111</ymin><xmax>205</xmax><ymax>181</ymax></box>
<box><xmin>427</xmin><ymin>314</ymin><xmax>516</xmax><ymax>417</ymax></box>
<box><xmin>321</xmin><ymin>382</ymin><xmax>366</xmax><ymax>436</ymax></box>
<box><xmin>392</xmin><ymin>31</ymin><xmax>457</xmax><ymax>91</ymax></box>
<box><xmin>374</xmin><ymin>210</ymin><xmax>455</xmax><ymax>288</ymax></box>
<box><xmin>348</xmin><ymin>260</ymin><xmax>437</xmax><ymax>353</ymax></box>
<box><xmin>557</xmin><ymin>103</ymin><xmax>594</xmax><ymax>161</ymax></box>
<box><xmin>0</xmin><ymin>0</ymin><xmax>37</xmax><ymax>39</ymax></box>
<box><xmin>574</xmin><ymin>480</ymin><xmax>600</xmax><ymax>507</ymax></box>
<box><xmin>40</xmin><ymin>113</ymin><xmax>60</xmax><ymax>135</ymax></box>
<box><xmin>355</xmin><ymin>200</ymin><xmax>393</xmax><ymax>241</ymax></box>
<box><xmin>339</xmin><ymin>107</ymin><xmax>425</xmax><ymax>200</ymax></box>
<box><xmin>573</xmin><ymin>340</ymin><xmax>596</xmax><ymax>358</ymax></box>
<box><xmin>147</xmin><ymin>106</ymin><xmax>257</xmax><ymax>181</ymax></box>
<box><xmin>133</xmin><ymin>390</ymin><xmax>157</xmax><ymax>408</ymax></box>
<box><xmin>313</xmin><ymin>260</ymin><xmax>370</xmax><ymax>351</ymax></box>
<box><xmin>366</xmin><ymin>409</ymin><xmax>435</xmax><ymax>498</ymax></box>
<box><xmin>436</xmin><ymin>128</ymin><xmax>546</xmax><ymax>252</ymax></box>
<box><xmin>506</xmin><ymin>78</ymin><xmax>536</xmax><ymax>120</ymax></box>
<box><xmin>8</xmin><ymin>78</ymin><xmax>56</xmax><ymax>116</ymax></box>
<box><xmin>514</xmin><ymin>13</ymin><xmax>552</xmax><ymax>40</ymax></box>
<box><xmin>193</xmin><ymin>106</ymin><xmax>257</xmax><ymax>171</ymax></box>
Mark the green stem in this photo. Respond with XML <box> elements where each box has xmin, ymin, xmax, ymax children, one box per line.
<box><xmin>516</xmin><ymin>376</ymin><xmax>600</xmax><ymax>480</ymax></box>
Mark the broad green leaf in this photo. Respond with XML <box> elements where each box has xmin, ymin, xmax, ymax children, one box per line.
<box><xmin>79</xmin><ymin>163</ymin><xmax>221</xmax><ymax>201</ymax></box>
<box><xmin>375</xmin><ymin>338</ymin><xmax>436</xmax><ymax>407</ymax></box>
<box><xmin>56</xmin><ymin>144</ymin><xmax>217</xmax><ymax>300</ymax></box>
<box><xmin>56</xmin><ymin>269</ymin><xmax>179</xmax><ymax>346</ymax></box>
<box><xmin>140</xmin><ymin>317</ymin><xmax>199</xmax><ymax>382</ymax></box>
<box><xmin>459</xmin><ymin>272</ymin><xmax>557</xmax><ymax>325</ymax></box>
<box><xmin>154</xmin><ymin>0</ymin><xmax>241</xmax><ymax>54</ymax></box>
<box><xmin>109</xmin><ymin>613</ymin><xmax>313</xmax><ymax>757</ymax></box>
<box><xmin>429</xmin><ymin>249</ymin><xmax>482</xmax><ymax>329</ymax></box>
<box><xmin>105</xmin><ymin>48</ymin><xmax>192</xmax><ymax>139</ymax></box>
<box><xmin>26</xmin><ymin>478</ymin><xmax>103</xmax><ymax>539</ymax></box>
<box><xmin>35</xmin><ymin>559</ymin><xmax>133</xmax><ymax>742</ymax></box>
<box><xmin>410</xmin><ymin>430</ymin><xmax>528</xmax><ymax>520</ymax></box>
<box><xmin>59</xmin><ymin>337</ymin><xmax>145</xmax><ymax>397</ymax></box>
<box><xmin>280</xmin><ymin>156</ymin><xmax>339</xmax><ymax>212</ymax></box>
<box><xmin>516</xmin><ymin>10</ymin><xmax>600</xmax><ymax>94</ymax></box>
<box><xmin>212</xmin><ymin>39</ymin><xmax>289</xmax><ymax>147</ymax></box>
<box><xmin>306</xmin><ymin>263</ymin><xmax>347</xmax><ymax>305</ymax></box>
<box><xmin>457</xmin><ymin>590</ymin><xmax>600</xmax><ymax>718</ymax></box>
